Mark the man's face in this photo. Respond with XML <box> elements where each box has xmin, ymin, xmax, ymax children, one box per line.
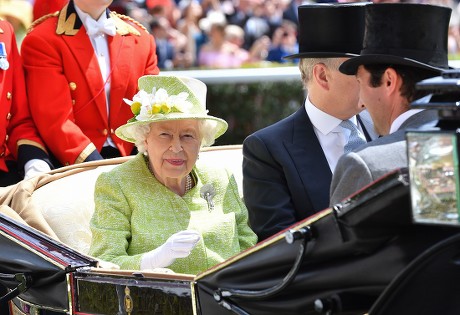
<box><xmin>356</xmin><ymin>65</ymin><xmax>390</xmax><ymax>135</ymax></box>
<box><xmin>327</xmin><ymin>58</ymin><xmax>363</xmax><ymax>119</ymax></box>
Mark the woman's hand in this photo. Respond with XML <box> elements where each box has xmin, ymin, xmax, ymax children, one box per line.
<box><xmin>140</xmin><ymin>230</ymin><xmax>201</xmax><ymax>269</ymax></box>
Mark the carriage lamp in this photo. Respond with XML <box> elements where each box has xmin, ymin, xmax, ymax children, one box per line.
<box><xmin>407</xmin><ymin>70</ymin><xmax>460</xmax><ymax>225</ymax></box>
<box><xmin>407</xmin><ymin>130</ymin><xmax>459</xmax><ymax>225</ymax></box>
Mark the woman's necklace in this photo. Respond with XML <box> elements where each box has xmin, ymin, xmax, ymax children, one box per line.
<box><xmin>185</xmin><ymin>174</ymin><xmax>193</xmax><ymax>193</ymax></box>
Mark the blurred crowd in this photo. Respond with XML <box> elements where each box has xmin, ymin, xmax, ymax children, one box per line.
<box><xmin>1</xmin><ymin>0</ymin><xmax>460</xmax><ymax>70</ymax></box>
<box><xmin>107</xmin><ymin>0</ymin><xmax>301</xmax><ymax>69</ymax></box>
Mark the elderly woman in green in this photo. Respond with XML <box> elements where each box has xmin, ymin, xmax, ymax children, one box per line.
<box><xmin>88</xmin><ymin>75</ymin><xmax>257</xmax><ymax>275</ymax></box>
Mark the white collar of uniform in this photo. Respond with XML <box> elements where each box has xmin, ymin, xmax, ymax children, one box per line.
<box><xmin>75</xmin><ymin>5</ymin><xmax>111</xmax><ymax>34</ymax></box>
<box><xmin>389</xmin><ymin>109</ymin><xmax>424</xmax><ymax>134</ymax></box>
<box><xmin>305</xmin><ymin>96</ymin><xmax>354</xmax><ymax>135</ymax></box>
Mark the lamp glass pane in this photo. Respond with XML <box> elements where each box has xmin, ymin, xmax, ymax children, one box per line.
<box><xmin>407</xmin><ymin>131</ymin><xmax>460</xmax><ymax>225</ymax></box>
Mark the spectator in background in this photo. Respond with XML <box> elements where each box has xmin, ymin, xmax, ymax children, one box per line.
<box><xmin>266</xmin><ymin>19</ymin><xmax>299</xmax><ymax>63</ymax></box>
<box><xmin>176</xmin><ymin>0</ymin><xmax>206</xmax><ymax>67</ymax></box>
<box><xmin>201</xmin><ymin>0</ymin><xmax>223</xmax><ymax>13</ymax></box>
<box><xmin>225</xmin><ymin>24</ymin><xmax>271</xmax><ymax>64</ymax></box>
<box><xmin>123</xmin><ymin>4</ymin><xmax>154</xmax><ymax>31</ymax></box>
<box><xmin>0</xmin><ymin>19</ymin><xmax>52</xmax><ymax>185</ymax></box>
<box><xmin>0</xmin><ymin>0</ymin><xmax>33</xmax><ymax>49</ymax></box>
<box><xmin>225</xmin><ymin>24</ymin><xmax>245</xmax><ymax>46</ymax></box>
<box><xmin>150</xmin><ymin>16</ymin><xmax>176</xmax><ymax>69</ymax></box>
<box><xmin>198</xmin><ymin>9</ymin><xmax>227</xmax><ymax>37</ymax></box>
<box><xmin>224</xmin><ymin>24</ymin><xmax>249</xmax><ymax>60</ymax></box>
<box><xmin>146</xmin><ymin>0</ymin><xmax>181</xmax><ymax>28</ymax></box>
<box><xmin>242</xmin><ymin>1</ymin><xmax>271</xmax><ymax>50</ymax></box>
<box><xmin>227</xmin><ymin>0</ymin><xmax>259</xmax><ymax>46</ymax></box>
<box><xmin>109</xmin><ymin>0</ymin><xmax>132</xmax><ymax>15</ymax></box>
<box><xmin>264</xmin><ymin>0</ymin><xmax>291</xmax><ymax>34</ymax></box>
<box><xmin>21</xmin><ymin>0</ymin><xmax>159</xmax><ymax>167</ymax></box>
<box><xmin>198</xmin><ymin>11</ymin><xmax>249</xmax><ymax>68</ymax></box>
<box><xmin>283</xmin><ymin>0</ymin><xmax>304</xmax><ymax>24</ymax></box>
<box><xmin>150</xmin><ymin>15</ymin><xmax>188</xmax><ymax>69</ymax></box>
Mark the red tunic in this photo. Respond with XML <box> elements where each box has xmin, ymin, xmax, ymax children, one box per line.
<box><xmin>22</xmin><ymin>2</ymin><xmax>160</xmax><ymax>165</ymax></box>
<box><xmin>33</xmin><ymin>0</ymin><xmax>68</xmax><ymax>21</ymax></box>
<box><xmin>0</xmin><ymin>19</ymin><xmax>47</xmax><ymax>172</ymax></box>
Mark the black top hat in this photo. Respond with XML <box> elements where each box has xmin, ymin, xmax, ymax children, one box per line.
<box><xmin>340</xmin><ymin>3</ymin><xmax>452</xmax><ymax>75</ymax></box>
<box><xmin>284</xmin><ymin>3</ymin><xmax>369</xmax><ymax>60</ymax></box>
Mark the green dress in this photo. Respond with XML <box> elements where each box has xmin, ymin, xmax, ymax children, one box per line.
<box><xmin>88</xmin><ymin>153</ymin><xmax>257</xmax><ymax>275</ymax></box>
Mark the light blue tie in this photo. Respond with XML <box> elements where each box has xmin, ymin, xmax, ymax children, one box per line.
<box><xmin>340</xmin><ymin>120</ymin><xmax>366</xmax><ymax>153</ymax></box>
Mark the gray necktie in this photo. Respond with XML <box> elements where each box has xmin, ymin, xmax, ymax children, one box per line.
<box><xmin>340</xmin><ymin>120</ymin><xmax>366</xmax><ymax>153</ymax></box>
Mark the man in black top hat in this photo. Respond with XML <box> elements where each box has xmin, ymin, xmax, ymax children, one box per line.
<box><xmin>242</xmin><ymin>3</ymin><xmax>378</xmax><ymax>241</ymax></box>
<box><xmin>330</xmin><ymin>3</ymin><xmax>451</xmax><ymax>205</ymax></box>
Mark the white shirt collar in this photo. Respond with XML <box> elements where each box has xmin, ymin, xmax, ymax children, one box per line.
<box><xmin>304</xmin><ymin>96</ymin><xmax>347</xmax><ymax>135</ymax></box>
<box><xmin>304</xmin><ymin>96</ymin><xmax>362</xmax><ymax>172</ymax></box>
<box><xmin>74</xmin><ymin>5</ymin><xmax>109</xmax><ymax>31</ymax></box>
<box><xmin>389</xmin><ymin>109</ymin><xmax>424</xmax><ymax>134</ymax></box>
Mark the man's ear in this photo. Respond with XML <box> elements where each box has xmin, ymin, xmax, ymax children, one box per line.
<box><xmin>313</xmin><ymin>63</ymin><xmax>330</xmax><ymax>90</ymax></box>
<box><xmin>383</xmin><ymin>67</ymin><xmax>401</xmax><ymax>94</ymax></box>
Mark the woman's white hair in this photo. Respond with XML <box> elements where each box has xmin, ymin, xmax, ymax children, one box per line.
<box><xmin>132</xmin><ymin>119</ymin><xmax>218</xmax><ymax>154</ymax></box>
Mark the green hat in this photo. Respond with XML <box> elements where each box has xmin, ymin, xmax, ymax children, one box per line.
<box><xmin>116</xmin><ymin>75</ymin><xmax>228</xmax><ymax>144</ymax></box>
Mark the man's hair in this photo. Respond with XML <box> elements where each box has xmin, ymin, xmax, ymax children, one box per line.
<box><xmin>298</xmin><ymin>58</ymin><xmax>344</xmax><ymax>86</ymax></box>
<box><xmin>363</xmin><ymin>64</ymin><xmax>437</xmax><ymax>102</ymax></box>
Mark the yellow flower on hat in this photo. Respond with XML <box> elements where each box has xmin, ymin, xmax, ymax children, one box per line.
<box><xmin>123</xmin><ymin>89</ymin><xmax>151</xmax><ymax>116</ymax></box>
<box><xmin>152</xmin><ymin>103</ymin><xmax>162</xmax><ymax>114</ymax></box>
<box><xmin>130</xmin><ymin>102</ymin><xmax>142</xmax><ymax>116</ymax></box>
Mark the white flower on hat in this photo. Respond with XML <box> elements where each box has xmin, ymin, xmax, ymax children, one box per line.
<box><xmin>123</xmin><ymin>87</ymin><xmax>193</xmax><ymax>122</ymax></box>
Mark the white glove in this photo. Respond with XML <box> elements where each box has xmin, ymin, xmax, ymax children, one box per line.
<box><xmin>140</xmin><ymin>230</ymin><xmax>201</xmax><ymax>270</ymax></box>
<box><xmin>24</xmin><ymin>159</ymin><xmax>51</xmax><ymax>179</ymax></box>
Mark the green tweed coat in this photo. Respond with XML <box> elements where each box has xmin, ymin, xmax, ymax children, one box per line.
<box><xmin>88</xmin><ymin>153</ymin><xmax>257</xmax><ymax>275</ymax></box>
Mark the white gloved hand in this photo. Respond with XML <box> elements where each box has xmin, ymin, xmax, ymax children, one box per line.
<box><xmin>140</xmin><ymin>230</ymin><xmax>201</xmax><ymax>270</ymax></box>
<box><xmin>24</xmin><ymin>159</ymin><xmax>51</xmax><ymax>179</ymax></box>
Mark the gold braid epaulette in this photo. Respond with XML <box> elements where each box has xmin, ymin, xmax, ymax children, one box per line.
<box><xmin>114</xmin><ymin>13</ymin><xmax>149</xmax><ymax>34</ymax></box>
<box><xmin>27</xmin><ymin>11</ymin><xmax>60</xmax><ymax>34</ymax></box>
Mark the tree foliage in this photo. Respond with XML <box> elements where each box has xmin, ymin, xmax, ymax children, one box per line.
<box><xmin>207</xmin><ymin>81</ymin><xmax>304</xmax><ymax>145</ymax></box>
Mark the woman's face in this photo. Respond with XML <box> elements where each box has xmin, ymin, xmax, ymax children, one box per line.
<box><xmin>146</xmin><ymin>119</ymin><xmax>202</xmax><ymax>185</ymax></box>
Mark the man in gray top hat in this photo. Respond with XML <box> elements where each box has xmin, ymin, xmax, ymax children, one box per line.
<box><xmin>243</xmin><ymin>3</ymin><xmax>378</xmax><ymax>241</ymax></box>
<box><xmin>329</xmin><ymin>3</ymin><xmax>452</xmax><ymax>206</ymax></box>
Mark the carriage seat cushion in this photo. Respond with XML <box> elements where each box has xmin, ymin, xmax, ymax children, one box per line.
<box><xmin>30</xmin><ymin>145</ymin><xmax>244</xmax><ymax>254</ymax></box>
